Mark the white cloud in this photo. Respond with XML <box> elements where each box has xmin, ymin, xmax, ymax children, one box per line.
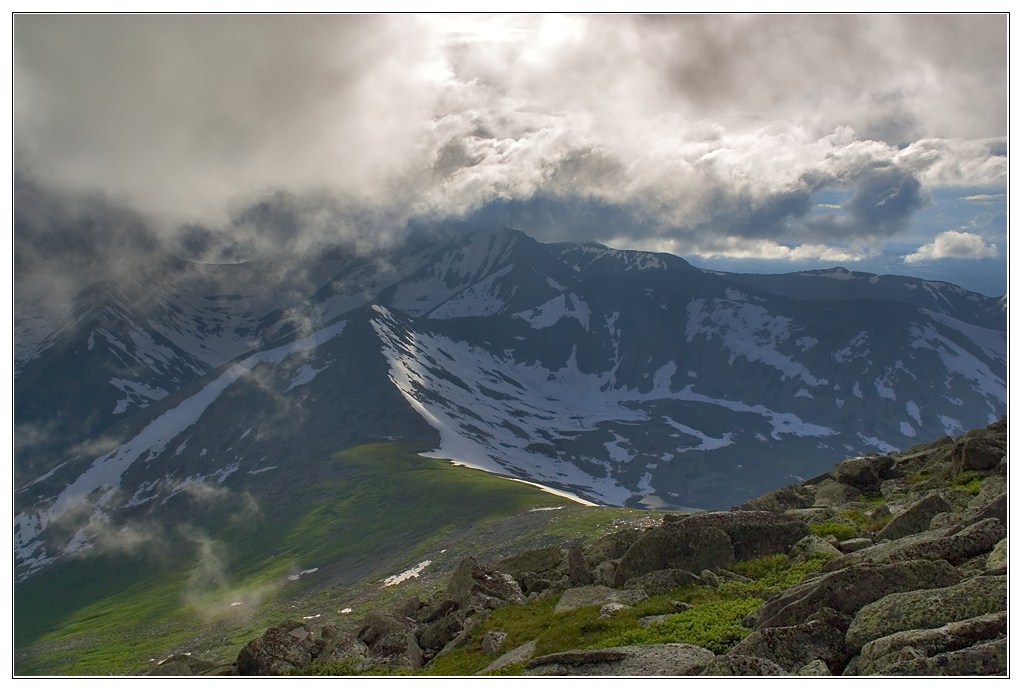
<box><xmin>904</xmin><ymin>230</ymin><xmax>999</xmax><ymax>263</ymax></box>
<box><xmin>618</xmin><ymin>236</ymin><xmax>872</xmax><ymax>263</ymax></box>
<box><xmin>13</xmin><ymin>14</ymin><xmax>1007</xmax><ymax>240</ymax></box>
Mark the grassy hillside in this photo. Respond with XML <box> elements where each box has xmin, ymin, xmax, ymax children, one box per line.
<box><xmin>15</xmin><ymin>441</ymin><xmax>647</xmax><ymax>675</ymax></box>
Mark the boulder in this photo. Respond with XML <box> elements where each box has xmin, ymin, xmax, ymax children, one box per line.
<box><xmin>822</xmin><ymin>517</ymin><xmax>1005</xmax><ymax>572</ymax></box>
<box><xmin>357</xmin><ymin>611</ymin><xmax>423</xmax><ymax>669</ymax></box>
<box><xmin>416</xmin><ymin>611</ymin><xmax>463</xmax><ymax>652</ymax></box>
<box><xmin>730</xmin><ymin>607</ymin><xmax>850</xmax><ymax>673</ymax></box>
<box><xmin>846</xmin><ymin>574</ymin><xmax>1007</xmax><ymax>651</ymax></box>
<box><xmin>856</xmin><ymin>612</ymin><xmax>1007</xmax><ymax>675</ymax></box>
<box><xmin>985</xmin><ymin>538</ymin><xmax>1007</xmax><ymax>575</ymax></box>
<box><xmin>446</xmin><ymin>557</ymin><xmax>526</xmax><ymax>611</ymax></box>
<box><xmin>493</xmin><ymin>546</ymin><xmax>563</xmax><ymax>581</ymax></box>
<box><xmin>583</xmin><ymin>528</ymin><xmax>643</xmax><ymax>566</ymax></box>
<box><xmin>476</xmin><ymin>640</ymin><xmax>537</xmax><ymax>675</ymax></box>
<box><xmin>811</xmin><ymin>479</ymin><xmax>861</xmax><ymax>506</ymax></box>
<box><xmin>752</xmin><ymin>559</ymin><xmax>961</xmax><ymax>630</ymax></box>
<box><xmin>789</xmin><ymin>535</ymin><xmax>841</xmax><ymax>561</ymax></box>
<box><xmin>831</xmin><ymin>455</ymin><xmax>898</xmax><ymax>493</ymax></box>
<box><xmin>599</xmin><ymin>603</ymin><xmax>630</xmax><ymax>618</ymax></box>
<box><xmin>738</xmin><ymin>484</ymin><xmax>815</xmax><ymax>512</ymax></box>
<box><xmin>796</xmin><ymin>659</ymin><xmax>832</xmax><ymax>676</ymax></box>
<box><xmin>623</xmin><ymin>568</ymin><xmax>700</xmax><ymax>595</ymax></box>
<box><xmin>614</xmin><ymin>511</ymin><xmax>807</xmax><ymax>586</ymax></box>
<box><xmin>481</xmin><ymin>631</ymin><xmax>508</xmax><ymax>655</ymax></box>
<box><xmin>949</xmin><ymin>435</ymin><xmax>1005</xmax><ymax>475</ymax></box>
<box><xmin>313</xmin><ymin>631</ymin><xmax>368</xmax><ymax>667</ymax></box>
<box><xmin>554</xmin><ymin>585</ymin><xmax>647</xmax><ymax>614</ymax></box>
<box><xmin>567</xmin><ymin>545</ymin><xmax>592</xmax><ymax>586</ymax></box>
<box><xmin>867</xmin><ymin>638</ymin><xmax>1007</xmax><ymax>676</ymax></box>
<box><xmin>236</xmin><ymin>620</ymin><xmax>318</xmax><ymax>675</ymax></box>
<box><xmin>525</xmin><ymin>644</ymin><xmax>715</xmax><ymax>676</ymax></box>
<box><xmin>699</xmin><ymin>654</ymin><xmax>787</xmax><ymax>676</ymax></box>
<box><xmin>875</xmin><ymin>493</ymin><xmax>952</xmax><ymax>542</ymax></box>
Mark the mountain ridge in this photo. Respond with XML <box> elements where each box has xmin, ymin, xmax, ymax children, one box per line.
<box><xmin>14</xmin><ymin>226</ymin><xmax>1006</xmax><ymax>582</ymax></box>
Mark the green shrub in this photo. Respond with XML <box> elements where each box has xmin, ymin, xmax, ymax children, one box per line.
<box><xmin>719</xmin><ymin>553</ymin><xmax>830</xmax><ymax>599</ymax></box>
<box><xmin>809</xmin><ymin>521</ymin><xmax>858</xmax><ymax>541</ymax></box>
<box><xmin>599</xmin><ymin>598</ymin><xmax>762</xmax><ymax>654</ymax></box>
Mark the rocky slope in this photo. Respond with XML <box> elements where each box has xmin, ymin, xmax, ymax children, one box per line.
<box><xmin>153</xmin><ymin>418</ymin><xmax>1008</xmax><ymax>676</ymax></box>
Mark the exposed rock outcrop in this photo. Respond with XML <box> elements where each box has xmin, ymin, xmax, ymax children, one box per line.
<box><xmin>229</xmin><ymin>419</ymin><xmax>1007</xmax><ymax>677</ymax></box>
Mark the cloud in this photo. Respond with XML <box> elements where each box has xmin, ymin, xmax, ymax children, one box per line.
<box><xmin>13</xmin><ymin>14</ymin><xmax>1006</xmax><ymax>250</ymax></box>
<box><xmin>904</xmin><ymin>230</ymin><xmax>1000</xmax><ymax>263</ymax></box>
<box><xmin>628</xmin><ymin>235</ymin><xmax>872</xmax><ymax>264</ymax></box>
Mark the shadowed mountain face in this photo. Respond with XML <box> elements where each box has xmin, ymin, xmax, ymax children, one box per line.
<box><xmin>13</xmin><ymin>227</ymin><xmax>1006</xmax><ymax>579</ymax></box>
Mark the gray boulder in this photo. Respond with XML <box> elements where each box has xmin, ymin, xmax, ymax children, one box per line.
<box><xmin>554</xmin><ymin>585</ymin><xmax>647</xmax><ymax>614</ymax></box>
<box><xmin>614</xmin><ymin>511</ymin><xmax>807</xmax><ymax>586</ymax></box>
<box><xmin>739</xmin><ymin>484</ymin><xmax>815</xmax><ymax>512</ymax></box>
<box><xmin>236</xmin><ymin>621</ymin><xmax>318</xmax><ymax>675</ymax></box>
<box><xmin>752</xmin><ymin>559</ymin><xmax>961</xmax><ymax>629</ymax></box>
<box><xmin>477</xmin><ymin>640</ymin><xmax>537</xmax><ymax>675</ymax></box>
<box><xmin>700</xmin><ymin>654</ymin><xmax>787</xmax><ymax>676</ymax></box>
<box><xmin>822</xmin><ymin>517</ymin><xmax>1005</xmax><ymax>572</ymax></box>
<box><xmin>875</xmin><ymin>493</ymin><xmax>952</xmax><ymax>542</ymax></box>
<box><xmin>856</xmin><ymin>612</ymin><xmax>1007</xmax><ymax>675</ymax></box>
<box><xmin>446</xmin><ymin>557</ymin><xmax>526</xmax><ymax>611</ymax></box>
<box><xmin>831</xmin><ymin>455</ymin><xmax>898</xmax><ymax>493</ymax></box>
<box><xmin>567</xmin><ymin>545</ymin><xmax>592</xmax><ymax>586</ymax></box>
<box><xmin>846</xmin><ymin>574</ymin><xmax>1007</xmax><ymax>651</ymax></box>
<box><xmin>525</xmin><ymin>644</ymin><xmax>715</xmax><ymax>676</ymax></box>
<box><xmin>730</xmin><ymin>607</ymin><xmax>849</xmax><ymax>673</ymax></box>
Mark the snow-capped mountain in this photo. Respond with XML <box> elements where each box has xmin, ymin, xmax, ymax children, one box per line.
<box><xmin>13</xmin><ymin>227</ymin><xmax>1007</xmax><ymax>578</ymax></box>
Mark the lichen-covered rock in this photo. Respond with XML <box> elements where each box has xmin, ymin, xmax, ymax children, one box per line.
<box><xmin>985</xmin><ymin>538</ymin><xmax>1007</xmax><ymax>575</ymax></box>
<box><xmin>730</xmin><ymin>607</ymin><xmax>849</xmax><ymax>673</ymax></box>
<box><xmin>614</xmin><ymin>511</ymin><xmax>807</xmax><ymax>586</ymax></box>
<box><xmin>525</xmin><ymin>644</ymin><xmax>715</xmax><ymax>676</ymax></box>
<box><xmin>567</xmin><ymin>545</ymin><xmax>592</xmax><ymax>586</ymax></box>
<box><xmin>875</xmin><ymin>494</ymin><xmax>952</xmax><ymax>542</ymax></box>
<box><xmin>846</xmin><ymin>575</ymin><xmax>1007</xmax><ymax>652</ymax></box>
<box><xmin>481</xmin><ymin>630</ymin><xmax>508</xmax><ymax>655</ymax></box>
<box><xmin>752</xmin><ymin>559</ymin><xmax>961</xmax><ymax>630</ymax></box>
<box><xmin>811</xmin><ymin>479</ymin><xmax>861</xmax><ymax>506</ymax></box>
<box><xmin>796</xmin><ymin>659</ymin><xmax>832</xmax><ymax>676</ymax></box>
<box><xmin>446</xmin><ymin>557</ymin><xmax>526</xmax><ymax>611</ymax></box>
<box><xmin>738</xmin><ymin>484</ymin><xmax>815</xmax><ymax>512</ymax></box>
<box><xmin>822</xmin><ymin>517</ymin><xmax>1005</xmax><ymax>572</ymax></box>
<box><xmin>493</xmin><ymin>546</ymin><xmax>563</xmax><ymax>581</ymax></box>
<box><xmin>416</xmin><ymin>611</ymin><xmax>463</xmax><ymax>652</ymax></box>
<box><xmin>599</xmin><ymin>602</ymin><xmax>629</xmax><ymax>618</ymax></box>
<box><xmin>477</xmin><ymin>640</ymin><xmax>537</xmax><ymax>675</ymax></box>
<box><xmin>699</xmin><ymin>654</ymin><xmax>787</xmax><ymax>676</ymax></box>
<box><xmin>949</xmin><ymin>435</ymin><xmax>1005</xmax><ymax>475</ymax></box>
<box><xmin>553</xmin><ymin>585</ymin><xmax>647</xmax><ymax>614</ymax></box>
<box><xmin>856</xmin><ymin>612</ymin><xmax>1006</xmax><ymax>675</ymax></box>
<box><xmin>871</xmin><ymin>638</ymin><xmax>1007</xmax><ymax>676</ymax></box>
<box><xmin>789</xmin><ymin>535</ymin><xmax>842</xmax><ymax>561</ymax></box>
<box><xmin>236</xmin><ymin>621</ymin><xmax>318</xmax><ymax>675</ymax></box>
<box><xmin>583</xmin><ymin>528</ymin><xmax>643</xmax><ymax>567</ymax></box>
<box><xmin>831</xmin><ymin>455</ymin><xmax>898</xmax><ymax>493</ymax></box>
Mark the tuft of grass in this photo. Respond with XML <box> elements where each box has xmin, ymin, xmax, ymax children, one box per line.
<box><xmin>809</xmin><ymin>521</ymin><xmax>858</xmax><ymax>541</ymax></box>
<box><xmin>840</xmin><ymin>507</ymin><xmax>892</xmax><ymax>533</ymax></box>
<box><xmin>951</xmin><ymin>471</ymin><xmax>985</xmax><ymax>496</ymax></box>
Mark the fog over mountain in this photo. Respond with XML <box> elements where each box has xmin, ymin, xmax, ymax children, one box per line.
<box><xmin>9</xmin><ymin>12</ymin><xmax>1009</xmax><ymax>581</ymax></box>
<box><xmin>13</xmin><ymin>225</ymin><xmax>1006</xmax><ymax>579</ymax></box>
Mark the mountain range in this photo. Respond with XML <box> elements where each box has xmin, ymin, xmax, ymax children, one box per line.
<box><xmin>13</xmin><ymin>226</ymin><xmax>1007</xmax><ymax>582</ymax></box>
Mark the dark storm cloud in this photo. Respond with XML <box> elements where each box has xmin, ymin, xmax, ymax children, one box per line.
<box><xmin>803</xmin><ymin>168</ymin><xmax>928</xmax><ymax>242</ymax></box>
